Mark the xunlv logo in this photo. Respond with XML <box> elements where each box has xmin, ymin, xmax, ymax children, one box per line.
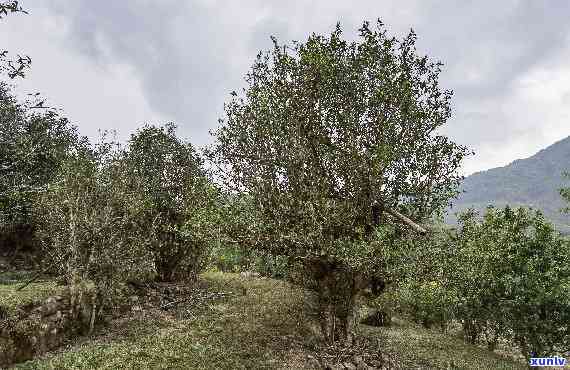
<box><xmin>529</xmin><ymin>356</ymin><xmax>567</xmax><ymax>367</ymax></box>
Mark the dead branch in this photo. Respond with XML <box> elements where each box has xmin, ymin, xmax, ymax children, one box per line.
<box><xmin>384</xmin><ymin>207</ymin><xmax>427</xmax><ymax>234</ymax></box>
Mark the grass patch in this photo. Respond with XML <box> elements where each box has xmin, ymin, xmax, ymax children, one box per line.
<box><xmin>0</xmin><ymin>271</ymin><xmax>60</xmax><ymax>316</ymax></box>
<box><xmin>12</xmin><ymin>272</ymin><xmax>312</xmax><ymax>369</ymax></box>
<box><xmin>363</xmin><ymin>319</ymin><xmax>527</xmax><ymax>369</ymax></box>
<box><xmin>10</xmin><ymin>272</ymin><xmax>530</xmax><ymax>369</ymax></box>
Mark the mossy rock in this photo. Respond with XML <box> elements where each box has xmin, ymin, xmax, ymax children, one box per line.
<box><xmin>0</xmin><ymin>280</ymin><xmax>101</xmax><ymax>367</ymax></box>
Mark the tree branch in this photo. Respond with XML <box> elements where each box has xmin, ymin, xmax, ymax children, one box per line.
<box><xmin>384</xmin><ymin>206</ymin><xmax>427</xmax><ymax>234</ymax></box>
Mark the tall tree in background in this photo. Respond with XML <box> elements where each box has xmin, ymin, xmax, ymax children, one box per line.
<box><xmin>0</xmin><ymin>1</ymin><xmax>78</xmax><ymax>258</ymax></box>
<box><xmin>210</xmin><ymin>20</ymin><xmax>470</xmax><ymax>343</ymax></box>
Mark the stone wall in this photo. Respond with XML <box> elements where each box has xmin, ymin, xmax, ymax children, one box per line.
<box><xmin>0</xmin><ymin>283</ymin><xmax>98</xmax><ymax>368</ymax></box>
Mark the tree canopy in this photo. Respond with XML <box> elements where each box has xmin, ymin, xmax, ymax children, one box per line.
<box><xmin>123</xmin><ymin>124</ymin><xmax>218</xmax><ymax>281</ymax></box>
<box><xmin>211</xmin><ymin>20</ymin><xmax>469</xmax><ymax>265</ymax></box>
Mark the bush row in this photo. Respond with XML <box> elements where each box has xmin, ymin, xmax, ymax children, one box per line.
<box><xmin>389</xmin><ymin>206</ymin><xmax>570</xmax><ymax>359</ymax></box>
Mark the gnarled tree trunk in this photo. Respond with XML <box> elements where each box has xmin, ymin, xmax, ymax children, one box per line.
<box><xmin>306</xmin><ymin>257</ymin><xmax>367</xmax><ymax>344</ymax></box>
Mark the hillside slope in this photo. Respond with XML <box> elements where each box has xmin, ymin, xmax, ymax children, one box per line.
<box><xmin>11</xmin><ymin>272</ymin><xmax>526</xmax><ymax>369</ymax></box>
<box><xmin>447</xmin><ymin>136</ymin><xmax>570</xmax><ymax>232</ymax></box>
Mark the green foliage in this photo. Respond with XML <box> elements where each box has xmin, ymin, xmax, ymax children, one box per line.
<box><xmin>251</xmin><ymin>253</ymin><xmax>289</xmax><ymax>279</ymax></box>
<box><xmin>379</xmin><ymin>223</ymin><xmax>459</xmax><ymax>333</ymax></box>
<box><xmin>31</xmin><ymin>122</ymin><xmax>220</xmax><ymax>312</ymax></box>
<box><xmin>34</xmin><ymin>139</ymin><xmax>155</xmax><ymax>305</ymax></box>
<box><xmin>0</xmin><ymin>97</ymin><xmax>81</xmax><ymax>221</ymax></box>
<box><xmin>210</xmin><ymin>245</ymin><xmax>250</xmax><ymax>273</ymax></box>
<box><xmin>393</xmin><ymin>280</ymin><xmax>458</xmax><ymax>331</ymax></box>
<box><xmin>122</xmin><ymin>124</ymin><xmax>218</xmax><ymax>281</ymax></box>
<box><xmin>392</xmin><ymin>207</ymin><xmax>570</xmax><ymax>357</ymax></box>
<box><xmin>0</xmin><ymin>1</ymin><xmax>31</xmax><ymax>79</ymax></box>
<box><xmin>0</xmin><ymin>83</ymin><xmax>84</xmax><ymax>256</ymax></box>
<box><xmin>451</xmin><ymin>206</ymin><xmax>570</xmax><ymax>358</ymax></box>
<box><xmin>210</xmin><ymin>20</ymin><xmax>468</xmax><ymax>265</ymax></box>
<box><xmin>208</xmin><ymin>193</ymin><xmax>291</xmax><ymax>278</ymax></box>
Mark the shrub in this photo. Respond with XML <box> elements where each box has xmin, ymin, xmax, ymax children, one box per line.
<box><xmin>35</xmin><ymin>141</ymin><xmax>155</xmax><ymax>308</ymax></box>
<box><xmin>394</xmin><ymin>280</ymin><xmax>457</xmax><ymax>332</ymax></box>
<box><xmin>211</xmin><ymin>245</ymin><xmax>250</xmax><ymax>273</ymax></box>
<box><xmin>452</xmin><ymin>206</ymin><xmax>570</xmax><ymax>358</ymax></box>
<box><xmin>251</xmin><ymin>253</ymin><xmax>290</xmax><ymax>279</ymax></box>
<box><xmin>123</xmin><ymin>124</ymin><xmax>219</xmax><ymax>282</ymax></box>
<box><xmin>210</xmin><ymin>243</ymin><xmax>290</xmax><ymax>279</ymax></box>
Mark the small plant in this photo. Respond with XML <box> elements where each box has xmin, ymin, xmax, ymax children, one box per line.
<box><xmin>393</xmin><ymin>280</ymin><xmax>457</xmax><ymax>332</ymax></box>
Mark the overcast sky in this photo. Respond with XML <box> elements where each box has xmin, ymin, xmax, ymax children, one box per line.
<box><xmin>2</xmin><ymin>1</ymin><xmax>570</xmax><ymax>175</ymax></box>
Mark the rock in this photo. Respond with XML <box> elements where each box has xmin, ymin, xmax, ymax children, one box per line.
<box><xmin>0</xmin><ymin>284</ymin><xmax>102</xmax><ymax>368</ymax></box>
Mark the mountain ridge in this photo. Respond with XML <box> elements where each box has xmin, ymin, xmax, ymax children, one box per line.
<box><xmin>446</xmin><ymin>136</ymin><xmax>570</xmax><ymax>233</ymax></box>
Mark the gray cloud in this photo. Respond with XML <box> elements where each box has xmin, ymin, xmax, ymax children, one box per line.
<box><xmin>6</xmin><ymin>1</ymin><xmax>570</xmax><ymax>174</ymax></box>
<box><xmin>46</xmin><ymin>0</ymin><xmax>238</xmax><ymax>145</ymax></box>
<box><xmin>405</xmin><ymin>2</ymin><xmax>570</xmax><ymax>151</ymax></box>
<box><xmin>414</xmin><ymin>1</ymin><xmax>570</xmax><ymax>93</ymax></box>
<box><xmin>41</xmin><ymin>0</ymin><xmax>426</xmax><ymax>147</ymax></box>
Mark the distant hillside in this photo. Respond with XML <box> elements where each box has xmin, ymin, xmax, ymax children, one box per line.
<box><xmin>446</xmin><ymin>136</ymin><xmax>570</xmax><ymax>233</ymax></box>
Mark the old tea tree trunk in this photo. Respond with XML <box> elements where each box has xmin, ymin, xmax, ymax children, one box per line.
<box><xmin>209</xmin><ymin>20</ymin><xmax>469</xmax><ymax>344</ymax></box>
<box><xmin>304</xmin><ymin>206</ymin><xmax>427</xmax><ymax>344</ymax></box>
